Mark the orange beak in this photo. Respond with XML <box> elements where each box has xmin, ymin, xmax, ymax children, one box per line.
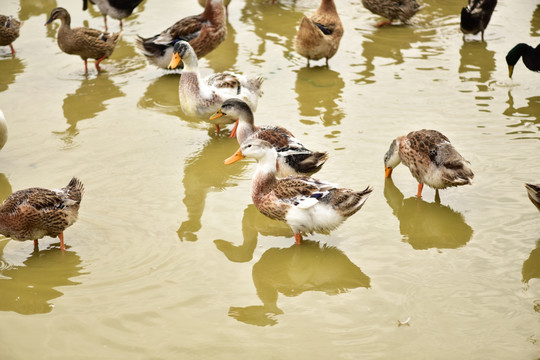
<box><xmin>168</xmin><ymin>52</ymin><xmax>181</xmax><ymax>70</ymax></box>
<box><xmin>384</xmin><ymin>166</ymin><xmax>393</xmax><ymax>178</ymax></box>
<box><xmin>209</xmin><ymin>109</ymin><xmax>224</xmax><ymax>120</ymax></box>
<box><xmin>224</xmin><ymin>148</ymin><xmax>245</xmax><ymax>165</ymax></box>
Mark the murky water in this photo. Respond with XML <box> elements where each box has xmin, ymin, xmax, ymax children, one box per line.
<box><xmin>1</xmin><ymin>0</ymin><xmax>539</xmax><ymax>358</ymax></box>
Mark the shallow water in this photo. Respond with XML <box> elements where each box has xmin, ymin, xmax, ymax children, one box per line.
<box><xmin>0</xmin><ymin>0</ymin><xmax>539</xmax><ymax>359</ymax></box>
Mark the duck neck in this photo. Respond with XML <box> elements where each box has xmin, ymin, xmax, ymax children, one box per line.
<box><xmin>251</xmin><ymin>152</ymin><xmax>278</xmax><ymax>201</ymax></box>
<box><xmin>202</xmin><ymin>0</ymin><xmax>225</xmax><ymax>23</ymax></box>
<box><xmin>319</xmin><ymin>0</ymin><xmax>337</xmax><ymax>14</ymax></box>
<box><xmin>236</xmin><ymin>111</ymin><xmax>256</xmax><ymax>144</ymax></box>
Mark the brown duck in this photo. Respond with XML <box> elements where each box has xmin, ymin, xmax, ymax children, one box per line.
<box><xmin>0</xmin><ymin>177</ymin><xmax>84</xmax><ymax>251</ymax></box>
<box><xmin>0</xmin><ymin>15</ymin><xmax>22</xmax><ymax>55</ymax></box>
<box><xmin>362</xmin><ymin>0</ymin><xmax>420</xmax><ymax>27</ymax></box>
<box><xmin>82</xmin><ymin>0</ymin><xmax>145</xmax><ymax>31</ymax></box>
<box><xmin>45</xmin><ymin>7</ymin><xmax>122</xmax><ymax>73</ymax></box>
<box><xmin>384</xmin><ymin>129</ymin><xmax>474</xmax><ymax>198</ymax></box>
<box><xmin>136</xmin><ymin>0</ymin><xmax>227</xmax><ymax>69</ymax></box>
<box><xmin>294</xmin><ymin>0</ymin><xmax>343</xmax><ymax>67</ymax></box>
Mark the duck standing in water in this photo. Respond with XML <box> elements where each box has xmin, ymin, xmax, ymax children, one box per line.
<box><xmin>168</xmin><ymin>41</ymin><xmax>263</xmax><ymax>132</ymax></box>
<box><xmin>0</xmin><ymin>15</ymin><xmax>22</xmax><ymax>55</ymax></box>
<box><xmin>45</xmin><ymin>7</ymin><xmax>122</xmax><ymax>73</ymax></box>
<box><xmin>225</xmin><ymin>139</ymin><xmax>372</xmax><ymax>245</ymax></box>
<box><xmin>294</xmin><ymin>0</ymin><xmax>343</xmax><ymax>67</ymax></box>
<box><xmin>362</xmin><ymin>0</ymin><xmax>420</xmax><ymax>27</ymax></box>
<box><xmin>460</xmin><ymin>0</ymin><xmax>497</xmax><ymax>41</ymax></box>
<box><xmin>506</xmin><ymin>43</ymin><xmax>540</xmax><ymax>78</ymax></box>
<box><xmin>384</xmin><ymin>129</ymin><xmax>474</xmax><ymax>198</ymax></box>
<box><xmin>0</xmin><ymin>178</ymin><xmax>84</xmax><ymax>251</ymax></box>
<box><xmin>210</xmin><ymin>98</ymin><xmax>327</xmax><ymax>176</ymax></box>
<box><xmin>82</xmin><ymin>0</ymin><xmax>145</xmax><ymax>31</ymax></box>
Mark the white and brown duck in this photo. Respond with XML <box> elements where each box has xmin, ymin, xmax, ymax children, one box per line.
<box><xmin>210</xmin><ymin>98</ymin><xmax>327</xmax><ymax>176</ymax></box>
<box><xmin>225</xmin><ymin>138</ymin><xmax>372</xmax><ymax>245</ymax></box>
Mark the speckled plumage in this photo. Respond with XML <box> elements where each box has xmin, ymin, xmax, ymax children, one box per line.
<box><xmin>225</xmin><ymin>139</ymin><xmax>372</xmax><ymax>244</ymax></box>
<box><xmin>362</xmin><ymin>0</ymin><xmax>420</xmax><ymax>26</ymax></box>
<box><xmin>83</xmin><ymin>0</ymin><xmax>144</xmax><ymax>30</ymax></box>
<box><xmin>211</xmin><ymin>98</ymin><xmax>327</xmax><ymax>176</ymax></box>
<box><xmin>136</xmin><ymin>0</ymin><xmax>226</xmax><ymax>69</ymax></box>
<box><xmin>525</xmin><ymin>183</ymin><xmax>540</xmax><ymax>211</ymax></box>
<box><xmin>384</xmin><ymin>129</ymin><xmax>474</xmax><ymax>197</ymax></box>
<box><xmin>460</xmin><ymin>0</ymin><xmax>497</xmax><ymax>40</ymax></box>
<box><xmin>45</xmin><ymin>7</ymin><xmax>122</xmax><ymax>73</ymax></box>
<box><xmin>0</xmin><ymin>15</ymin><xmax>22</xmax><ymax>55</ymax></box>
<box><xmin>294</xmin><ymin>0</ymin><xmax>343</xmax><ymax>66</ymax></box>
<box><xmin>170</xmin><ymin>41</ymin><xmax>263</xmax><ymax>132</ymax></box>
<box><xmin>0</xmin><ymin>177</ymin><xmax>84</xmax><ymax>250</ymax></box>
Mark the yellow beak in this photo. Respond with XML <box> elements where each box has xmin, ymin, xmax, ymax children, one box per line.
<box><xmin>224</xmin><ymin>148</ymin><xmax>245</xmax><ymax>165</ymax></box>
<box><xmin>209</xmin><ymin>109</ymin><xmax>224</xmax><ymax>120</ymax></box>
<box><xmin>168</xmin><ymin>52</ymin><xmax>181</xmax><ymax>70</ymax></box>
<box><xmin>508</xmin><ymin>65</ymin><xmax>514</xmax><ymax>79</ymax></box>
<box><xmin>384</xmin><ymin>166</ymin><xmax>393</xmax><ymax>178</ymax></box>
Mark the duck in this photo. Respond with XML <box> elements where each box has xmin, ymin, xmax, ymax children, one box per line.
<box><xmin>294</xmin><ymin>0</ymin><xmax>343</xmax><ymax>67</ymax></box>
<box><xmin>384</xmin><ymin>129</ymin><xmax>474</xmax><ymax>198</ymax></box>
<box><xmin>0</xmin><ymin>15</ymin><xmax>22</xmax><ymax>55</ymax></box>
<box><xmin>168</xmin><ymin>41</ymin><xmax>263</xmax><ymax>132</ymax></box>
<box><xmin>224</xmin><ymin>138</ymin><xmax>372</xmax><ymax>245</ymax></box>
<box><xmin>82</xmin><ymin>0</ymin><xmax>144</xmax><ymax>31</ymax></box>
<box><xmin>505</xmin><ymin>43</ymin><xmax>540</xmax><ymax>79</ymax></box>
<box><xmin>361</xmin><ymin>0</ymin><xmax>420</xmax><ymax>27</ymax></box>
<box><xmin>45</xmin><ymin>7</ymin><xmax>122</xmax><ymax>73</ymax></box>
<box><xmin>460</xmin><ymin>0</ymin><xmax>497</xmax><ymax>41</ymax></box>
<box><xmin>0</xmin><ymin>177</ymin><xmax>84</xmax><ymax>251</ymax></box>
<box><xmin>136</xmin><ymin>0</ymin><xmax>227</xmax><ymax>69</ymax></box>
<box><xmin>210</xmin><ymin>98</ymin><xmax>327</xmax><ymax>176</ymax></box>
<box><xmin>0</xmin><ymin>109</ymin><xmax>8</xmax><ymax>151</ymax></box>
<box><xmin>198</xmin><ymin>0</ymin><xmax>231</xmax><ymax>18</ymax></box>
<box><xmin>525</xmin><ymin>183</ymin><xmax>540</xmax><ymax>211</ymax></box>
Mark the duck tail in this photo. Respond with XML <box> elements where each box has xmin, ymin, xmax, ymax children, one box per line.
<box><xmin>339</xmin><ymin>186</ymin><xmax>373</xmax><ymax>217</ymax></box>
<box><xmin>135</xmin><ymin>34</ymin><xmax>166</xmax><ymax>58</ymax></box>
<box><xmin>247</xmin><ymin>76</ymin><xmax>264</xmax><ymax>97</ymax></box>
<box><xmin>298</xmin><ymin>152</ymin><xmax>328</xmax><ymax>174</ymax></box>
<box><xmin>65</xmin><ymin>177</ymin><xmax>85</xmax><ymax>203</ymax></box>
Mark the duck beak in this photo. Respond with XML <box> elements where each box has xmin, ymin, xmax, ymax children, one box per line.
<box><xmin>224</xmin><ymin>148</ymin><xmax>245</xmax><ymax>165</ymax></box>
<box><xmin>168</xmin><ymin>52</ymin><xmax>181</xmax><ymax>70</ymax></box>
<box><xmin>209</xmin><ymin>109</ymin><xmax>224</xmax><ymax>120</ymax></box>
<box><xmin>508</xmin><ymin>65</ymin><xmax>514</xmax><ymax>79</ymax></box>
<box><xmin>384</xmin><ymin>166</ymin><xmax>393</xmax><ymax>178</ymax></box>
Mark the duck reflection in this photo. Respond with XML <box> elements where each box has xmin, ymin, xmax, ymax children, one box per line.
<box><xmin>0</xmin><ymin>242</ymin><xmax>85</xmax><ymax>314</ymax></box>
<box><xmin>18</xmin><ymin>0</ymin><xmax>57</xmax><ymax>21</ymax></box>
<box><xmin>56</xmin><ymin>74</ymin><xmax>124</xmax><ymax>143</ymax></box>
<box><xmin>294</xmin><ymin>66</ymin><xmax>345</xmax><ymax>126</ymax></box>
<box><xmin>138</xmin><ymin>74</ymin><xmax>180</xmax><ymax>117</ymax></box>
<box><xmin>384</xmin><ymin>178</ymin><xmax>473</xmax><ymax>250</ymax></box>
<box><xmin>178</xmin><ymin>135</ymin><xmax>248</xmax><ymax>242</ymax></box>
<box><xmin>214</xmin><ymin>204</ymin><xmax>292</xmax><ymax>263</ymax></box>
<box><xmin>504</xmin><ymin>92</ymin><xmax>540</xmax><ymax>138</ymax></box>
<box><xmin>522</xmin><ymin>239</ymin><xmax>540</xmax><ymax>286</ymax></box>
<box><xmin>204</xmin><ymin>22</ymin><xmax>239</xmax><ymax>73</ymax></box>
<box><xmin>240</xmin><ymin>0</ymin><xmax>302</xmax><ymax>58</ymax></box>
<box><xmin>229</xmin><ymin>240</ymin><xmax>370</xmax><ymax>326</ymax></box>
<box><xmin>458</xmin><ymin>40</ymin><xmax>495</xmax><ymax>85</ymax></box>
<box><xmin>0</xmin><ymin>57</ymin><xmax>24</xmax><ymax>92</ymax></box>
<box><xmin>531</xmin><ymin>5</ymin><xmax>540</xmax><ymax>37</ymax></box>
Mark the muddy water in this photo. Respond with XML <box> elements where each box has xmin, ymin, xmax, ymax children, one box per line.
<box><xmin>0</xmin><ymin>0</ymin><xmax>539</xmax><ymax>359</ymax></box>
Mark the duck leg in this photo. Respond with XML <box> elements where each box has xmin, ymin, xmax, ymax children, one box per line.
<box><xmin>294</xmin><ymin>233</ymin><xmax>302</xmax><ymax>245</ymax></box>
<box><xmin>58</xmin><ymin>232</ymin><xmax>66</xmax><ymax>251</ymax></box>
<box><xmin>33</xmin><ymin>239</ymin><xmax>39</xmax><ymax>249</ymax></box>
<box><xmin>229</xmin><ymin>119</ymin><xmax>239</xmax><ymax>138</ymax></box>
<box><xmin>84</xmin><ymin>59</ymin><xmax>88</xmax><ymax>73</ymax></box>
<box><xmin>416</xmin><ymin>183</ymin><xmax>424</xmax><ymax>198</ymax></box>
<box><xmin>215</xmin><ymin>124</ymin><xmax>221</xmax><ymax>133</ymax></box>
<box><xmin>94</xmin><ymin>55</ymin><xmax>107</xmax><ymax>71</ymax></box>
<box><xmin>375</xmin><ymin>19</ymin><xmax>392</xmax><ymax>27</ymax></box>
<box><xmin>103</xmin><ymin>15</ymin><xmax>108</xmax><ymax>31</ymax></box>
<box><xmin>9</xmin><ymin>44</ymin><xmax>15</xmax><ymax>55</ymax></box>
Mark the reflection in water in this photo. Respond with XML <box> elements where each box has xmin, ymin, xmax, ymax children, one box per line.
<box><xmin>18</xmin><ymin>0</ymin><xmax>57</xmax><ymax>21</ymax></box>
<box><xmin>0</xmin><ymin>173</ymin><xmax>13</xmax><ymax>202</ymax></box>
<box><xmin>229</xmin><ymin>240</ymin><xmax>370</xmax><ymax>326</ymax></box>
<box><xmin>503</xmin><ymin>92</ymin><xmax>540</xmax><ymax>140</ymax></box>
<box><xmin>0</xmin><ymin>57</ymin><xmax>24</xmax><ymax>93</ymax></box>
<box><xmin>56</xmin><ymin>74</ymin><xmax>124</xmax><ymax>144</ymax></box>
<box><xmin>178</xmin><ymin>136</ymin><xmax>247</xmax><ymax>242</ymax></box>
<box><xmin>384</xmin><ymin>178</ymin><xmax>473</xmax><ymax>250</ymax></box>
<box><xmin>138</xmin><ymin>74</ymin><xmax>180</xmax><ymax>117</ymax></box>
<box><xmin>204</xmin><ymin>22</ymin><xmax>239</xmax><ymax>72</ymax></box>
<box><xmin>531</xmin><ymin>5</ymin><xmax>540</xmax><ymax>37</ymax></box>
<box><xmin>523</xmin><ymin>239</ymin><xmax>540</xmax><ymax>285</ymax></box>
<box><xmin>0</xmin><ymin>243</ymin><xmax>84</xmax><ymax>314</ymax></box>
<box><xmin>240</xmin><ymin>0</ymin><xmax>303</xmax><ymax>59</ymax></box>
<box><xmin>294</xmin><ymin>67</ymin><xmax>345</xmax><ymax>126</ymax></box>
<box><xmin>214</xmin><ymin>204</ymin><xmax>292</xmax><ymax>263</ymax></box>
